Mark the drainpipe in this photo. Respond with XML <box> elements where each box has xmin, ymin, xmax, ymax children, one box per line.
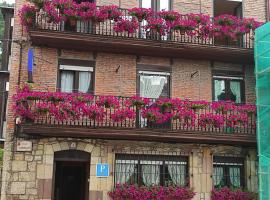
<box><xmin>267</xmin><ymin>0</ymin><xmax>270</xmax><ymax>21</ymax></box>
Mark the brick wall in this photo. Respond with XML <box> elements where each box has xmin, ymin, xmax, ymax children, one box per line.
<box><xmin>0</xmin><ymin>0</ymin><xmax>262</xmax><ymax>199</ymax></box>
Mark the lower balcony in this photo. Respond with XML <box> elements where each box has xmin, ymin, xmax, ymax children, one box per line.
<box><xmin>15</xmin><ymin>89</ymin><xmax>256</xmax><ymax>146</ymax></box>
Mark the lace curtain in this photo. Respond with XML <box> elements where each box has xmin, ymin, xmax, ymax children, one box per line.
<box><xmin>230</xmin><ymin>81</ymin><xmax>241</xmax><ymax>103</ymax></box>
<box><xmin>214</xmin><ymin>80</ymin><xmax>225</xmax><ymax>101</ymax></box>
<box><xmin>213</xmin><ymin>167</ymin><xmax>224</xmax><ymax>187</ymax></box>
<box><xmin>229</xmin><ymin>167</ymin><xmax>241</xmax><ymax>187</ymax></box>
<box><xmin>167</xmin><ymin>164</ymin><xmax>186</xmax><ymax>186</ymax></box>
<box><xmin>60</xmin><ymin>71</ymin><xmax>74</xmax><ymax>93</ymax></box>
<box><xmin>140</xmin><ymin>75</ymin><xmax>166</xmax><ymax>98</ymax></box>
<box><xmin>78</xmin><ymin>72</ymin><xmax>91</xmax><ymax>93</ymax></box>
<box><xmin>115</xmin><ymin>163</ymin><xmax>136</xmax><ymax>184</ymax></box>
<box><xmin>142</xmin><ymin>164</ymin><xmax>160</xmax><ymax>186</ymax></box>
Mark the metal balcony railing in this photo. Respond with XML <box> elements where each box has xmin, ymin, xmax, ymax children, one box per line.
<box><xmin>16</xmin><ymin>93</ymin><xmax>256</xmax><ymax>135</ymax></box>
<box><xmin>32</xmin><ymin>7</ymin><xmax>255</xmax><ymax>49</ymax></box>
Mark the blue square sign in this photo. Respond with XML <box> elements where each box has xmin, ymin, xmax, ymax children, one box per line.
<box><xmin>96</xmin><ymin>163</ymin><xmax>110</xmax><ymax>177</ymax></box>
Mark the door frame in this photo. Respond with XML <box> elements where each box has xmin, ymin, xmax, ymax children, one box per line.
<box><xmin>52</xmin><ymin>150</ymin><xmax>90</xmax><ymax>200</ymax></box>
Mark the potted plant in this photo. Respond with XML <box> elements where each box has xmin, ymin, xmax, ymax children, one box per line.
<box><xmin>113</xmin><ymin>19</ymin><xmax>139</xmax><ymax>34</ymax></box>
<box><xmin>100</xmin><ymin>5</ymin><xmax>122</xmax><ymax>22</ymax></box>
<box><xmin>111</xmin><ymin>108</ymin><xmax>135</xmax><ymax>122</ymax></box>
<box><xmin>19</xmin><ymin>4</ymin><xmax>37</xmax><ymax>28</ymax></box>
<box><xmin>126</xmin><ymin>96</ymin><xmax>150</xmax><ymax>109</ymax></box>
<box><xmin>199</xmin><ymin>113</ymin><xmax>224</xmax><ymax>129</ymax></box>
<box><xmin>63</xmin><ymin>6</ymin><xmax>78</xmax><ymax>27</ymax></box>
<box><xmin>158</xmin><ymin>10</ymin><xmax>179</xmax><ymax>22</ymax></box>
<box><xmin>146</xmin><ymin>18</ymin><xmax>167</xmax><ymax>38</ymax></box>
<box><xmin>128</xmin><ymin>7</ymin><xmax>153</xmax><ymax>22</ymax></box>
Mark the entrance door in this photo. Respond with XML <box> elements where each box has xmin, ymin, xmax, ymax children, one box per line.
<box><xmin>53</xmin><ymin>150</ymin><xmax>90</xmax><ymax>200</ymax></box>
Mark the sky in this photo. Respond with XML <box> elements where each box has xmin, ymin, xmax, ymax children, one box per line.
<box><xmin>0</xmin><ymin>0</ymin><xmax>15</xmax><ymax>4</ymax></box>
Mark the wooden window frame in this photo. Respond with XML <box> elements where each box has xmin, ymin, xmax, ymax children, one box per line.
<box><xmin>213</xmin><ymin>156</ymin><xmax>245</xmax><ymax>188</ymax></box>
<box><xmin>57</xmin><ymin>59</ymin><xmax>95</xmax><ymax>94</ymax></box>
<box><xmin>212</xmin><ymin>70</ymin><xmax>245</xmax><ymax>103</ymax></box>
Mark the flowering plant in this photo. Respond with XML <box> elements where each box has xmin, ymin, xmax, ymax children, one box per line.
<box><xmin>226</xmin><ymin>113</ymin><xmax>248</xmax><ymax>128</ymax></box>
<box><xmin>199</xmin><ymin>113</ymin><xmax>224</xmax><ymax>128</ymax></box>
<box><xmin>51</xmin><ymin>0</ymin><xmax>73</xmax><ymax>11</ymax></box>
<box><xmin>44</xmin><ymin>1</ymin><xmax>63</xmax><ymax>23</ymax></box>
<box><xmin>111</xmin><ymin>108</ymin><xmax>135</xmax><ymax>122</ymax></box>
<box><xmin>108</xmin><ymin>184</ymin><xmax>196</xmax><ymax>200</ymax></box>
<box><xmin>155</xmin><ymin>98</ymin><xmax>173</xmax><ymax>111</ymax></box>
<box><xmin>188</xmin><ymin>13</ymin><xmax>211</xmax><ymax>25</ymax></box>
<box><xmin>211</xmin><ymin>101</ymin><xmax>235</xmax><ymax>114</ymax></box>
<box><xmin>81</xmin><ymin>105</ymin><xmax>105</xmax><ymax>121</ymax></box>
<box><xmin>211</xmin><ymin>187</ymin><xmax>257</xmax><ymax>200</ymax></box>
<box><xmin>126</xmin><ymin>96</ymin><xmax>150</xmax><ymax>109</ymax></box>
<box><xmin>114</xmin><ymin>19</ymin><xmax>139</xmax><ymax>34</ymax></box>
<box><xmin>128</xmin><ymin>7</ymin><xmax>153</xmax><ymax>22</ymax></box>
<box><xmin>19</xmin><ymin>4</ymin><xmax>37</xmax><ymax>28</ymax></box>
<box><xmin>96</xmin><ymin>96</ymin><xmax>120</xmax><ymax>108</ymax></box>
<box><xmin>173</xmin><ymin>108</ymin><xmax>196</xmax><ymax>126</ymax></box>
<box><xmin>141</xmin><ymin>107</ymin><xmax>172</xmax><ymax>124</ymax></box>
<box><xmin>28</xmin><ymin>0</ymin><xmax>44</xmax><ymax>9</ymax></box>
<box><xmin>77</xmin><ymin>2</ymin><xmax>96</xmax><ymax>21</ymax></box>
<box><xmin>100</xmin><ymin>5</ymin><xmax>122</xmax><ymax>21</ymax></box>
<box><xmin>158</xmin><ymin>10</ymin><xmax>179</xmax><ymax>22</ymax></box>
<box><xmin>146</xmin><ymin>18</ymin><xmax>167</xmax><ymax>35</ymax></box>
<box><xmin>237</xmin><ymin>104</ymin><xmax>256</xmax><ymax>116</ymax></box>
<box><xmin>189</xmin><ymin>100</ymin><xmax>208</xmax><ymax>111</ymax></box>
<box><xmin>170</xmin><ymin>18</ymin><xmax>197</xmax><ymax>35</ymax></box>
<box><xmin>215</xmin><ymin>14</ymin><xmax>238</xmax><ymax>26</ymax></box>
<box><xmin>63</xmin><ymin>5</ymin><xmax>78</xmax><ymax>22</ymax></box>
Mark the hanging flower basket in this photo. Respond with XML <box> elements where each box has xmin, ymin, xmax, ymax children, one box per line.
<box><xmin>128</xmin><ymin>8</ymin><xmax>153</xmax><ymax>22</ymax></box>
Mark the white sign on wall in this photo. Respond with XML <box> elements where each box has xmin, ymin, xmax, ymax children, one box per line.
<box><xmin>16</xmin><ymin>141</ymin><xmax>32</xmax><ymax>152</ymax></box>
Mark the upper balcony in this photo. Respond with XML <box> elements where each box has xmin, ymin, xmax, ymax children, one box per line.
<box><xmin>20</xmin><ymin>4</ymin><xmax>263</xmax><ymax>64</ymax></box>
<box><xmin>15</xmin><ymin>88</ymin><xmax>256</xmax><ymax>146</ymax></box>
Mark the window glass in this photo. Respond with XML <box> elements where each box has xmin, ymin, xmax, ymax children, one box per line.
<box><xmin>115</xmin><ymin>155</ymin><xmax>187</xmax><ymax>187</ymax></box>
<box><xmin>213</xmin><ymin>157</ymin><xmax>244</xmax><ymax>188</ymax></box>
<box><xmin>60</xmin><ymin>71</ymin><xmax>74</xmax><ymax>93</ymax></box>
<box><xmin>159</xmin><ymin>0</ymin><xmax>170</xmax><ymax>11</ymax></box>
<box><xmin>230</xmin><ymin>81</ymin><xmax>241</xmax><ymax>103</ymax></box>
<box><xmin>139</xmin><ymin>71</ymin><xmax>170</xmax><ymax>98</ymax></box>
<box><xmin>78</xmin><ymin>71</ymin><xmax>91</xmax><ymax>93</ymax></box>
<box><xmin>141</xmin><ymin>0</ymin><xmax>152</xmax><ymax>8</ymax></box>
<box><xmin>215</xmin><ymin>80</ymin><xmax>225</xmax><ymax>101</ymax></box>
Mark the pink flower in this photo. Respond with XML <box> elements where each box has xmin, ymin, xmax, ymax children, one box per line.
<box><xmin>96</xmin><ymin>96</ymin><xmax>120</xmax><ymax>108</ymax></box>
<box><xmin>111</xmin><ymin>108</ymin><xmax>135</xmax><ymax>122</ymax></box>
<box><xmin>114</xmin><ymin>19</ymin><xmax>139</xmax><ymax>34</ymax></box>
<box><xmin>128</xmin><ymin>7</ymin><xmax>153</xmax><ymax>22</ymax></box>
<box><xmin>199</xmin><ymin>113</ymin><xmax>224</xmax><ymax>128</ymax></box>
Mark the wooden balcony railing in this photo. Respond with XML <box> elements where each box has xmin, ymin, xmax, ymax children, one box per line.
<box><xmin>31</xmin><ymin>7</ymin><xmax>255</xmax><ymax>49</ymax></box>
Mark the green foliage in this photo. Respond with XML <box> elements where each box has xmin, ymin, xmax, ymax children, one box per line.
<box><xmin>0</xmin><ymin>148</ymin><xmax>4</xmax><ymax>166</ymax></box>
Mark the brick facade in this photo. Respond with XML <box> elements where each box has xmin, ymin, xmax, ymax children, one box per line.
<box><xmin>0</xmin><ymin>0</ymin><xmax>264</xmax><ymax>199</ymax></box>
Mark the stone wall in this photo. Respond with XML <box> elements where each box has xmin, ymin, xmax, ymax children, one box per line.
<box><xmin>6</xmin><ymin>139</ymin><xmax>258</xmax><ymax>200</ymax></box>
<box><xmin>0</xmin><ymin>0</ymin><xmax>263</xmax><ymax>199</ymax></box>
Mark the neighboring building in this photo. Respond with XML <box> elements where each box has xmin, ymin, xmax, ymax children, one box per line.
<box><xmin>0</xmin><ymin>0</ymin><xmax>266</xmax><ymax>200</ymax></box>
<box><xmin>0</xmin><ymin>6</ymin><xmax>14</xmax><ymax>146</ymax></box>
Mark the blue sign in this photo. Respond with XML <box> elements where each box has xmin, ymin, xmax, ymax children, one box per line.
<box><xmin>28</xmin><ymin>48</ymin><xmax>34</xmax><ymax>72</ymax></box>
<box><xmin>96</xmin><ymin>163</ymin><xmax>109</xmax><ymax>177</ymax></box>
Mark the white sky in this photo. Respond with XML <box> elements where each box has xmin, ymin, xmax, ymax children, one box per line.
<box><xmin>0</xmin><ymin>0</ymin><xmax>15</xmax><ymax>4</ymax></box>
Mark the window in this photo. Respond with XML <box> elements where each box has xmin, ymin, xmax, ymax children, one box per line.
<box><xmin>140</xmin><ymin>0</ymin><xmax>171</xmax><ymax>11</ymax></box>
<box><xmin>58</xmin><ymin>60</ymin><xmax>94</xmax><ymax>93</ymax></box>
<box><xmin>213</xmin><ymin>156</ymin><xmax>245</xmax><ymax>188</ymax></box>
<box><xmin>115</xmin><ymin>154</ymin><xmax>188</xmax><ymax>187</ymax></box>
<box><xmin>139</xmin><ymin>71</ymin><xmax>170</xmax><ymax>98</ymax></box>
<box><xmin>213</xmin><ymin>72</ymin><xmax>244</xmax><ymax>103</ymax></box>
<box><xmin>214</xmin><ymin>0</ymin><xmax>242</xmax><ymax>17</ymax></box>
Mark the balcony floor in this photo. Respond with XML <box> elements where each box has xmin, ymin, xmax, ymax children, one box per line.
<box><xmin>18</xmin><ymin>123</ymin><xmax>256</xmax><ymax>146</ymax></box>
<box><xmin>29</xmin><ymin>30</ymin><xmax>254</xmax><ymax>64</ymax></box>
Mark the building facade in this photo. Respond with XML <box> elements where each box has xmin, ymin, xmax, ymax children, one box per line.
<box><xmin>1</xmin><ymin>0</ymin><xmax>266</xmax><ymax>199</ymax></box>
<box><xmin>0</xmin><ymin>6</ymin><xmax>14</xmax><ymax>144</ymax></box>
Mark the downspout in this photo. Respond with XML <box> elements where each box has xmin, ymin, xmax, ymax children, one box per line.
<box><xmin>17</xmin><ymin>41</ymin><xmax>23</xmax><ymax>86</ymax></box>
<box><xmin>265</xmin><ymin>0</ymin><xmax>270</xmax><ymax>22</ymax></box>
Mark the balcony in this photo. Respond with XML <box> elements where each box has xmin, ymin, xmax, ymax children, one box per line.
<box><xmin>15</xmin><ymin>89</ymin><xmax>256</xmax><ymax>146</ymax></box>
<box><xmin>24</xmin><ymin>5</ymin><xmax>260</xmax><ymax>64</ymax></box>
